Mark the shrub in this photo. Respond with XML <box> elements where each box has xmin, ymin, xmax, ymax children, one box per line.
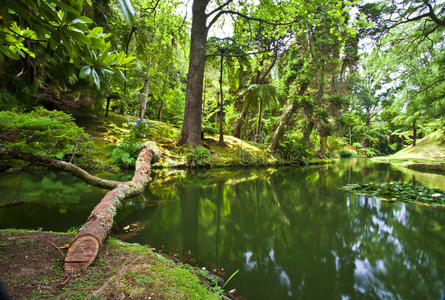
<box><xmin>125</xmin><ymin>119</ymin><xmax>154</xmax><ymax>139</ymax></box>
<box><xmin>352</xmin><ymin>142</ymin><xmax>362</xmax><ymax>150</ymax></box>
<box><xmin>358</xmin><ymin>147</ymin><xmax>378</xmax><ymax>157</ymax></box>
<box><xmin>0</xmin><ymin>107</ymin><xmax>89</xmax><ymax>158</ymax></box>
<box><xmin>338</xmin><ymin>149</ymin><xmax>353</xmax><ymax>158</ymax></box>
<box><xmin>186</xmin><ymin>146</ymin><xmax>212</xmax><ymax>167</ymax></box>
<box><xmin>202</xmin><ymin>124</ymin><xmax>217</xmax><ymax>136</ymax></box>
<box><xmin>111</xmin><ymin>140</ymin><xmax>141</xmax><ymax>168</ymax></box>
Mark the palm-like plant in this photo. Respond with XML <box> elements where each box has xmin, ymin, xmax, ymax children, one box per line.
<box><xmin>243</xmin><ymin>84</ymin><xmax>278</xmax><ymax>143</ymax></box>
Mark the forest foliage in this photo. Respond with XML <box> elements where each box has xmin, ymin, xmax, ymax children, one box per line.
<box><xmin>0</xmin><ymin>0</ymin><xmax>444</xmax><ymax>165</ymax></box>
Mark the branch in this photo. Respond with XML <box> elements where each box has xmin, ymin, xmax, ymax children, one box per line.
<box><xmin>206</xmin><ymin>0</ymin><xmax>233</xmax><ymax>17</ymax></box>
<box><xmin>424</xmin><ymin>0</ymin><xmax>445</xmax><ymax>26</ymax></box>
<box><xmin>208</xmin><ymin>9</ymin><xmax>298</xmax><ymax>30</ymax></box>
<box><xmin>0</xmin><ymin>150</ymin><xmax>122</xmax><ymax>190</ymax></box>
<box><xmin>206</xmin><ymin>48</ymin><xmax>273</xmax><ymax>57</ymax></box>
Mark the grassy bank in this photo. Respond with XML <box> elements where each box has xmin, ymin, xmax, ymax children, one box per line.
<box><xmin>373</xmin><ymin>130</ymin><xmax>445</xmax><ymax>174</ymax></box>
<box><xmin>78</xmin><ymin>112</ymin><xmax>334</xmax><ymax>171</ymax></box>
<box><xmin>0</xmin><ymin>229</ymin><xmax>222</xmax><ymax>299</ymax></box>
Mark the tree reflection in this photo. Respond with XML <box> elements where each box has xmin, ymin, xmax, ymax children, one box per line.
<box><xmin>115</xmin><ymin>161</ymin><xmax>445</xmax><ymax>300</ymax></box>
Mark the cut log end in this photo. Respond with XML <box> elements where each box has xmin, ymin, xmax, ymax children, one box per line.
<box><xmin>64</xmin><ymin>235</ymin><xmax>100</xmax><ymax>272</ymax></box>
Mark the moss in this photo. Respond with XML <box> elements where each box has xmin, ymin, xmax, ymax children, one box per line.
<box><xmin>0</xmin><ymin>230</ymin><xmax>222</xmax><ymax>299</ymax></box>
<box><xmin>78</xmin><ymin>112</ymin><xmax>333</xmax><ymax>170</ymax></box>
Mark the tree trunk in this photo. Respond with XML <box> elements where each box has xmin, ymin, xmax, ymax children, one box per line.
<box><xmin>123</xmin><ymin>25</ymin><xmax>137</xmax><ymax>96</ymax></box>
<box><xmin>349</xmin><ymin>127</ymin><xmax>352</xmax><ymax>146</ymax></box>
<box><xmin>412</xmin><ymin>120</ymin><xmax>417</xmax><ymax>147</ymax></box>
<box><xmin>232</xmin><ymin>96</ymin><xmax>250</xmax><ymax>138</ymax></box>
<box><xmin>270</xmin><ymin>81</ymin><xmax>310</xmax><ymax>151</ymax></box>
<box><xmin>105</xmin><ymin>97</ymin><xmax>111</xmax><ymax>118</ymax></box>
<box><xmin>64</xmin><ymin>142</ymin><xmax>161</xmax><ymax>273</ymax></box>
<box><xmin>253</xmin><ymin>100</ymin><xmax>263</xmax><ymax>143</ymax></box>
<box><xmin>0</xmin><ymin>151</ymin><xmax>121</xmax><ymax>189</ymax></box>
<box><xmin>157</xmin><ymin>99</ymin><xmax>163</xmax><ymax>122</ymax></box>
<box><xmin>139</xmin><ymin>78</ymin><xmax>149</xmax><ymax>119</ymax></box>
<box><xmin>219</xmin><ymin>54</ymin><xmax>224</xmax><ymax>144</ymax></box>
<box><xmin>303</xmin><ymin>117</ymin><xmax>315</xmax><ymax>148</ymax></box>
<box><xmin>270</xmin><ymin>101</ymin><xmax>297</xmax><ymax>151</ymax></box>
<box><xmin>315</xmin><ymin>132</ymin><xmax>328</xmax><ymax>159</ymax></box>
<box><xmin>179</xmin><ymin>0</ymin><xmax>208</xmax><ymax>146</ymax></box>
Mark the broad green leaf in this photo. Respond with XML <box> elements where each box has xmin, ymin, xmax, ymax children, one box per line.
<box><xmin>118</xmin><ymin>0</ymin><xmax>136</xmax><ymax>27</ymax></box>
<box><xmin>79</xmin><ymin>66</ymin><xmax>92</xmax><ymax>78</ymax></box>
<box><xmin>91</xmin><ymin>68</ymin><xmax>101</xmax><ymax>89</ymax></box>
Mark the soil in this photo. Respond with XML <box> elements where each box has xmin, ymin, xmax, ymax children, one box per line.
<box><xmin>0</xmin><ymin>230</ymin><xmax>221</xmax><ymax>300</ymax></box>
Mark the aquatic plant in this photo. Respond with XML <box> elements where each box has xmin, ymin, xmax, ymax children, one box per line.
<box><xmin>342</xmin><ymin>182</ymin><xmax>445</xmax><ymax>207</ymax></box>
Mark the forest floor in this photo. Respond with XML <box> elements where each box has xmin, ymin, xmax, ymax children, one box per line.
<box><xmin>373</xmin><ymin>130</ymin><xmax>445</xmax><ymax>174</ymax></box>
<box><xmin>0</xmin><ymin>229</ymin><xmax>222</xmax><ymax>300</ymax></box>
<box><xmin>76</xmin><ymin>112</ymin><xmax>333</xmax><ymax>173</ymax></box>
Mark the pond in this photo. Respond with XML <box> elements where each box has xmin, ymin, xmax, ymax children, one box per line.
<box><xmin>1</xmin><ymin>159</ymin><xmax>445</xmax><ymax>299</ymax></box>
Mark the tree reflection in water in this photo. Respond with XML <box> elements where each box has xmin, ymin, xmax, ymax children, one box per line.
<box><xmin>116</xmin><ymin>160</ymin><xmax>445</xmax><ymax>299</ymax></box>
<box><xmin>1</xmin><ymin>160</ymin><xmax>444</xmax><ymax>299</ymax></box>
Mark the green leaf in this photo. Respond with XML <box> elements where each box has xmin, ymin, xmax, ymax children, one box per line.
<box><xmin>79</xmin><ymin>66</ymin><xmax>92</xmax><ymax>78</ymax></box>
<box><xmin>91</xmin><ymin>68</ymin><xmax>101</xmax><ymax>89</ymax></box>
<box><xmin>118</xmin><ymin>0</ymin><xmax>136</xmax><ymax>26</ymax></box>
<box><xmin>74</xmin><ymin>16</ymin><xmax>94</xmax><ymax>24</ymax></box>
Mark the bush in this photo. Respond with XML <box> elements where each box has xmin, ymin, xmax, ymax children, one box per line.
<box><xmin>352</xmin><ymin>142</ymin><xmax>362</xmax><ymax>150</ymax></box>
<box><xmin>202</xmin><ymin>124</ymin><xmax>217</xmax><ymax>136</ymax></box>
<box><xmin>111</xmin><ymin>140</ymin><xmax>141</xmax><ymax>168</ymax></box>
<box><xmin>186</xmin><ymin>146</ymin><xmax>212</xmax><ymax>167</ymax></box>
<box><xmin>125</xmin><ymin>119</ymin><xmax>154</xmax><ymax>139</ymax></box>
<box><xmin>338</xmin><ymin>149</ymin><xmax>353</xmax><ymax>158</ymax></box>
<box><xmin>358</xmin><ymin>147</ymin><xmax>378</xmax><ymax>157</ymax></box>
<box><xmin>0</xmin><ymin>107</ymin><xmax>89</xmax><ymax>158</ymax></box>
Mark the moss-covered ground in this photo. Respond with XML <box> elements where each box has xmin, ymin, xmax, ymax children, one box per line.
<box><xmin>77</xmin><ymin>112</ymin><xmax>333</xmax><ymax>171</ymax></box>
<box><xmin>0</xmin><ymin>229</ymin><xmax>221</xmax><ymax>299</ymax></box>
<box><xmin>373</xmin><ymin>130</ymin><xmax>445</xmax><ymax>174</ymax></box>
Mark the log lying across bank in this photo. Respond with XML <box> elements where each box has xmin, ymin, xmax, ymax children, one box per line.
<box><xmin>63</xmin><ymin>141</ymin><xmax>161</xmax><ymax>273</ymax></box>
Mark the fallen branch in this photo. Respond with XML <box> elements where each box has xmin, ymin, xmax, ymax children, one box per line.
<box><xmin>46</xmin><ymin>240</ymin><xmax>65</xmax><ymax>258</ymax></box>
<box><xmin>63</xmin><ymin>141</ymin><xmax>161</xmax><ymax>273</ymax></box>
<box><xmin>0</xmin><ymin>150</ymin><xmax>121</xmax><ymax>190</ymax></box>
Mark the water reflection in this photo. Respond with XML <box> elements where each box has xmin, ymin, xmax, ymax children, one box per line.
<box><xmin>0</xmin><ymin>160</ymin><xmax>444</xmax><ymax>299</ymax></box>
<box><xmin>116</xmin><ymin>160</ymin><xmax>445</xmax><ymax>299</ymax></box>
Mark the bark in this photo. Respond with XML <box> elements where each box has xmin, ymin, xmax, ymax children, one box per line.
<box><xmin>270</xmin><ymin>81</ymin><xmax>310</xmax><ymax>151</ymax></box>
<box><xmin>253</xmin><ymin>100</ymin><xmax>263</xmax><ymax>143</ymax></box>
<box><xmin>219</xmin><ymin>54</ymin><xmax>224</xmax><ymax>144</ymax></box>
<box><xmin>179</xmin><ymin>0</ymin><xmax>209</xmax><ymax>146</ymax></box>
<box><xmin>123</xmin><ymin>25</ymin><xmax>137</xmax><ymax>96</ymax></box>
<box><xmin>303</xmin><ymin>117</ymin><xmax>315</xmax><ymax>148</ymax></box>
<box><xmin>2</xmin><ymin>142</ymin><xmax>161</xmax><ymax>272</ymax></box>
<box><xmin>139</xmin><ymin>79</ymin><xmax>149</xmax><ymax>119</ymax></box>
<box><xmin>232</xmin><ymin>96</ymin><xmax>250</xmax><ymax>138</ymax></box>
<box><xmin>157</xmin><ymin>99</ymin><xmax>163</xmax><ymax>121</ymax></box>
<box><xmin>315</xmin><ymin>132</ymin><xmax>327</xmax><ymax>159</ymax></box>
<box><xmin>64</xmin><ymin>142</ymin><xmax>161</xmax><ymax>273</ymax></box>
<box><xmin>412</xmin><ymin>120</ymin><xmax>417</xmax><ymax>147</ymax></box>
<box><xmin>105</xmin><ymin>97</ymin><xmax>111</xmax><ymax>118</ymax></box>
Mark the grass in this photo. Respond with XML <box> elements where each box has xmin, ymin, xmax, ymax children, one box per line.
<box><xmin>373</xmin><ymin>130</ymin><xmax>445</xmax><ymax>174</ymax></box>
<box><xmin>0</xmin><ymin>229</ymin><xmax>222</xmax><ymax>299</ymax></box>
<box><xmin>77</xmin><ymin>111</ymin><xmax>331</xmax><ymax>170</ymax></box>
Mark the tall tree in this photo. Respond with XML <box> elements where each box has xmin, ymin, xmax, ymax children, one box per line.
<box><xmin>179</xmin><ymin>0</ymin><xmax>300</xmax><ymax>146</ymax></box>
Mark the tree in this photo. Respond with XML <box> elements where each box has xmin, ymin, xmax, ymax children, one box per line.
<box><xmin>179</xmin><ymin>0</ymin><xmax>301</xmax><ymax>146</ymax></box>
<box><xmin>243</xmin><ymin>84</ymin><xmax>278</xmax><ymax>143</ymax></box>
<box><xmin>270</xmin><ymin>1</ymin><xmax>363</xmax><ymax>151</ymax></box>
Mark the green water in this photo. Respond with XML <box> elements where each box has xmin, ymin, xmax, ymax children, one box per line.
<box><xmin>1</xmin><ymin>159</ymin><xmax>445</xmax><ymax>299</ymax></box>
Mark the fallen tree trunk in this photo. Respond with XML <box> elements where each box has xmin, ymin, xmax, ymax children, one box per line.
<box><xmin>0</xmin><ymin>151</ymin><xmax>121</xmax><ymax>190</ymax></box>
<box><xmin>64</xmin><ymin>141</ymin><xmax>161</xmax><ymax>273</ymax></box>
<box><xmin>1</xmin><ymin>142</ymin><xmax>161</xmax><ymax>272</ymax></box>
